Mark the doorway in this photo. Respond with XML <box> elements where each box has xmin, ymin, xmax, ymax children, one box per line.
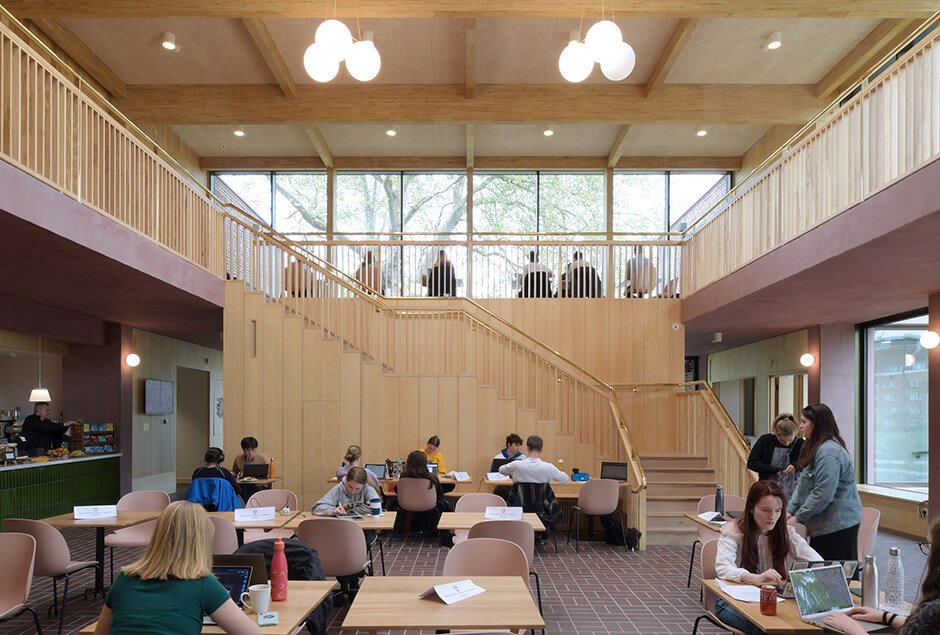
<box><xmin>176</xmin><ymin>367</ymin><xmax>210</xmax><ymax>484</ymax></box>
<box><xmin>769</xmin><ymin>373</ymin><xmax>808</xmax><ymax>421</ymax></box>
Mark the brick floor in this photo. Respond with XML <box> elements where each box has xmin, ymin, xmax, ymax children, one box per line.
<box><xmin>1</xmin><ymin>526</ymin><xmax>928</xmax><ymax>634</ymax></box>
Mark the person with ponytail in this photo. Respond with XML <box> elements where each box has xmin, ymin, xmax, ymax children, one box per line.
<box><xmin>714</xmin><ymin>480</ymin><xmax>821</xmax><ymax>635</ymax></box>
<box><xmin>786</xmin><ymin>403</ymin><xmax>862</xmax><ymax>560</ymax></box>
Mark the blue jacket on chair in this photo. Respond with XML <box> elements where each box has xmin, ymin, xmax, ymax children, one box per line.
<box><xmin>186</xmin><ymin>477</ymin><xmax>242</xmax><ymax>512</ymax></box>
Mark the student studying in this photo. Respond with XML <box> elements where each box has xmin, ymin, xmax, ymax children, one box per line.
<box><xmin>313</xmin><ymin>466</ymin><xmax>379</xmax><ymax>517</ymax></box>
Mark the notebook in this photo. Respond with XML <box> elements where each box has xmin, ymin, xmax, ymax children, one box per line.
<box><xmin>780</xmin><ymin>560</ymin><xmax>859</xmax><ymax>598</ymax></box>
<box><xmin>790</xmin><ymin>564</ymin><xmax>888</xmax><ymax>632</ymax></box>
<box><xmin>365</xmin><ymin>463</ymin><xmax>387</xmax><ymax>479</ymax></box>
<box><xmin>242</xmin><ymin>462</ymin><xmax>269</xmax><ymax>478</ymax></box>
<box><xmin>203</xmin><ymin>566</ymin><xmax>252</xmax><ymax>624</ymax></box>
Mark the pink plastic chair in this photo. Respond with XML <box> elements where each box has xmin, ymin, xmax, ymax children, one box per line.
<box><xmin>209</xmin><ymin>515</ymin><xmax>238</xmax><ymax>555</ymax></box>
<box><xmin>688</xmin><ymin>493</ymin><xmax>746</xmax><ymax>587</ymax></box>
<box><xmin>443</xmin><ymin>537</ymin><xmax>535</xmax><ymax>635</ymax></box>
<box><xmin>468</xmin><ymin>520</ymin><xmax>542</xmax><ymax>616</ymax></box>
<box><xmin>858</xmin><ymin>507</ymin><xmax>881</xmax><ymax>558</ymax></box>
<box><xmin>243</xmin><ymin>489</ymin><xmax>300</xmax><ymax>543</ymax></box>
<box><xmin>296</xmin><ymin>518</ymin><xmax>372</xmax><ymax>601</ymax></box>
<box><xmin>692</xmin><ymin>539</ymin><xmax>747</xmax><ymax>635</ymax></box>
<box><xmin>0</xmin><ymin>532</ymin><xmax>41</xmax><ymax>634</ymax></box>
<box><xmin>104</xmin><ymin>490</ymin><xmax>171</xmax><ymax>582</ymax></box>
<box><xmin>453</xmin><ymin>493</ymin><xmax>505</xmax><ymax>545</ymax></box>
<box><xmin>4</xmin><ymin>518</ymin><xmax>99</xmax><ymax>635</ymax></box>
<box><xmin>395</xmin><ymin>477</ymin><xmax>438</xmax><ymax>538</ymax></box>
<box><xmin>566</xmin><ymin>479</ymin><xmax>622</xmax><ymax>553</ymax></box>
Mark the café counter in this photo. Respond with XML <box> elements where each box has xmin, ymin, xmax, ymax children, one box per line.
<box><xmin>0</xmin><ymin>454</ymin><xmax>121</xmax><ymax>521</ymax></box>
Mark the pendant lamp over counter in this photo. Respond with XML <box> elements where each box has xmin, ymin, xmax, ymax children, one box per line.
<box><xmin>29</xmin><ymin>336</ymin><xmax>51</xmax><ymax>403</ymax></box>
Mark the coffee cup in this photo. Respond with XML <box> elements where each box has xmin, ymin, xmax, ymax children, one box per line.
<box><xmin>241</xmin><ymin>584</ymin><xmax>271</xmax><ymax>614</ymax></box>
<box><xmin>369</xmin><ymin>497</ymin><xmax>382</xmax><ymax>516</ymax></box>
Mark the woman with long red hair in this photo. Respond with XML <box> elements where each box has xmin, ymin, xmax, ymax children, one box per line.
<box><xmin>714</xmin><ymin>480</ymin><xmax>821</xmax><ymax>635</ymax></box>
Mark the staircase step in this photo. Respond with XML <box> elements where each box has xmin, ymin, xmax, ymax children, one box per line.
<box><xmin>645</xmin><ymin>511</ymin><xmax>699</xmax><ymax>530</ymax></box>
<box><xmin>645</xmin><ymin>526</ymin><xmax>698</xmax><ymax>546</ymax></box>
<box><xmin>645</xmin><ymin>467</ymin><xmax>717</xmax><ymax>482</ymax></box>
<box><xmin>646</xmin><ymin>495</ymin><xmax>702</xmax><ymax>513</ymax></box>
<box><xmin>648</xmin><ymin>481</ymin><xmax>716</xmax><ymax>497</ymax></box>
<box><xmin>641</xmin><ymin>454</ymin><xmax>709</xmax><ymax>469</ymax></box>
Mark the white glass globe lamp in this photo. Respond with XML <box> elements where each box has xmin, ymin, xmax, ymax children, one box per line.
<box><xmin>303</xmin><ymin>42</ymin><xmax>340</xmax><ymax>83</ymax></box>
<box><xmin>558</xmin><ymin>32</ymin><xmax>594</xmax><ymax>83</ymax></box>
<box><xmin>585</xmin><ymin>20</ymin><xmax>623</xmax><ymax>64</ymax></box>
<box><xmin>920</xmin><ymin>330</ymin><xmax>940</xmax><ymax>349</ymax></box>
<box><xmin>346</xmin><ymin>31</ymin><xmax>381</xmax><ymax>82</ymax></box>
<box><xmin>315</xmin><ymin>19</ymin><xmax>353</xmax><ymax>61</ymax></box>
<box><xmin>600</xmin><ymin>40</ymin><xmax>636</xmax><ymax>81</ymax></box>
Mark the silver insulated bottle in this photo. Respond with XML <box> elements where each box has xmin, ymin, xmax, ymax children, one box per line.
<box><xmin>861</xmin><ymin>555</ymin><xmax>878</xmax><ymax>609</ymax></box>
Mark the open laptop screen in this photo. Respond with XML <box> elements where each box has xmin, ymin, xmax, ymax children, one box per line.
<box><xmin>365</xmin><ymin>463</ymin><xmax>387</xmax><ymax>479</ymax></box>
<box><xmin>600</xmin><ymin>461</ymin><xmax>628</xmax><ymax>482</ymax></box>
<box><xmin>427</xmin><ymin>462</ymin><xmax>439</xmax><ymax>475</ymax></box>
<box><xmin>790</xmin><ymin>564</ymin><xmax>854</xmax><ymax>617</ymax></box>
<box><xmin>211</xmin><ymin>566</ymin><xmax>252</xmax><ymax>607</ymax></box>
<box><xmin>242</xmin><ymin>462</ymin><xmax>269</xmax><ymax>478</ymax></box>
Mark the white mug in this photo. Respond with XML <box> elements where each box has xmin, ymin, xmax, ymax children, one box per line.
<box><xmin>240</xmin><ymin>584</ymin><xmax>271</xmax><ymax>614</ymax></box>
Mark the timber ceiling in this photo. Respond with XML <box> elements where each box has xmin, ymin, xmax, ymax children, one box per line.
<box><xmin>8</xmin><ymin>1</ymin><xmax>930</xmax><ymax>165</ymax></box>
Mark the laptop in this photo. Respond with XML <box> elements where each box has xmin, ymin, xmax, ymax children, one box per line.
<box><xmin>780</xmin><ymin>560</ymin><xmax>859</xmax><ymax>598</ymax></box>
<box><xmin>491</xmin><ymin>458</ymin><xmax>513</xmax><ymax>472</ymax></box>
<box><xmin>600</xmin><ymin>461</ymin><xmax>628</xmax><ymax>482</ymax></box>
<box><xmin>242</xmin><ymin>462</ymin><xmax>269</xmax><ymax>478</ymax></box>
<box><xmin>213</xmin><ymin>554</ymin><xmax>268</xmax><ymax>586</ymax></box>
<box><xmin>428</xmin><ymin>462</ymin><xmax>439</xmax><ymax>475</ymax></box>
<box><xmin>203</xmin><ymin>566</ymin><xmax>252</xmax><ymax>624</ymax></box>
<box><xmin>790</xmin><ymin>564</ymin><xmax>889</xmax><ymax>632</ymax></box>
<box><xmin>365</xmin><ymin>463</ymin><xmax>387</xmax><ymax>479</ymax></box>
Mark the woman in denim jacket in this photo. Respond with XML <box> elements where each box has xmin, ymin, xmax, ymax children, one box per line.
<box><xmin>787</xmin><ymin>403</ymin><xmax>862</xmax><ymax>560</ymax></box>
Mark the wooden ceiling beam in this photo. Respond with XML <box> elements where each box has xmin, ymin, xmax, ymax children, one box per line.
<box><xmin>4</xmin><ymin>1</ymin><xmax>933</xmax><ymax>19</ymax></box>
<box><xmin>199</xmin><ymin>154</ymin><xmax>742</xmax><ymax>171</ymax></box>
<box><xmin>242</xmin><ymin>18</ymin><xmax>297</xmax><ymax>99</ymax></box>
<box><xmin>466</xmin><ymin>124</ymin><xmax>475</xmax><ymax>168</ymax></box>
<box><xmin>814</xmin><ymin>19</ymin><xmax>923</xmax><ymax>98</ymax></box>
<box><xmin>607</xmin><ymin>125</ymin><xmax>631</xmax><ymax>168</ymax></box>
<box><xmin>645</xmin><ymin>18</ymin><xmax>699</xmax><ymax>97</ymax></box>
<box><xmin>116</xmin><ymin>83</ymin><xmax>824</xmax><ymax>124</ymax></box>
<box><xmin>28</xmin><ymin>17</ymin><xmax>127</xmax><ymax>98</ymax></box>
<box><xmin>466</xmin><ymin>18</ymin><xmax>476</xmax><ymax>99</ymax></box>
<box><xmin>303</xmin><ymin>124</ymin><xmax>334</xmax><ymax>168</ymax></box>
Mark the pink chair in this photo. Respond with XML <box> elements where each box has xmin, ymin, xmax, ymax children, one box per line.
<box><xmin>209</xmin><ymin>516</ymin><xmax>238</xmax><ymax>554</ymax></box>
<box><xmin>243</xmin><ymin>489</ymin><xmax>300</xmax><ymax>544</ymax></box>
<box><xmin>468</xmin><ymin>520</ymin><xmax>542</xmax><ymax>616</ymax></box>
<box><xmin>104</xmin><ymin>490</ymin><xmax>171</xmax><ymax>583</ymax></box>
<box><xmin>395</xmin><ymin>477</ymin><xmax>438</xmax><ymax>538</ymax></box>
<box><xmin>453</xmin><ymin>493</ymin><xmax>505</xmax><ymax>545</ymax></box>
<box><xmin>688</xmin><ymin>493</ymin><xmax>746</xmax><ymax>587</ymax></box>
<box><xmin>692</xmin><ymin>539</ymin><xmax>746</xmax><ymax>635</ymax></box>
<box><xmin>566</xmin><ymin>478</ymin><xmax>622</xmax><ymax>553</ymax></box>
<box><xmin>4</xmin><ymin>518</ymin><xmax>99</xmax><ymax>635</ymax></box>
<box><xmin>858</xmin><ymin>507</ymin><xmax>881</xmax><ymax>558</ymax></box>
<box><xmin>0</xmin><ymin>532</ymin><xmax>41</xmax><ymax>634</ymax></box>
<box><xmin>296</xmin><ymin>518</ymin><xmax>372</xmax><ymax>602</ymax></box>
<box><xmin>443</xmin><ymin>537</ymin><xmax>535</xmax><ymax>635</ymax></box>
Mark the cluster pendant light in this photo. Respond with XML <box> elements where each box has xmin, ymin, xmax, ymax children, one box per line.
<box><xmin>304</xmin><ymin>17</ymin><xmax>381</xmax><ymax>82</ymax></box>
<box><xmin>559</xmin><ymin>15</ymin><xmax>635</xmax><ymax>83</ymax></box>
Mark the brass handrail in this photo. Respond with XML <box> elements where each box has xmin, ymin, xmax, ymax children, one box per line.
<box><xmin>683</xmin><ymin>380</ymin><xmax>752</xmax><ymax>457</ymax></box>
<box><xmin>683</xmin><ymin>11</ymin><xmax>940</xmax><ymax>237</ymax></box>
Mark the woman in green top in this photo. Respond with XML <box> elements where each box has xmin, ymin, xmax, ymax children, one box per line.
<box><xmin>93</xmin><ymin>501</ymin><xmax>260</xmax><ymax>635</ymax></box>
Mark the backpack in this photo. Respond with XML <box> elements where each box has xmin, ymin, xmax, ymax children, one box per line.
<box><xmin>601</xmin><ymin>513</ymin><xmax>626</xmax><ymax>546</ymax></box>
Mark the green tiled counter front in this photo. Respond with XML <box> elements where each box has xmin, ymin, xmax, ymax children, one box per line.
<box><xmin>0</xmin><ymin>455</ymin><xmax>120</xmax><ymax>521</ymax></box>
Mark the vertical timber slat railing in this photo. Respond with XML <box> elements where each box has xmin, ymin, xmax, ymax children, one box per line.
<box><xmin>683</xmin><ymin>19</ymin><xmax>940</xmax><ymax>294</ymax></box>
<box><xmin>0</xmin><ymin>13</ymin><xmax>224</xmax><ymax>277</ymax></box>
<box><xmin>224</xmin><ymin>213</ymin><xmax>648</xmax><ymax>542</ymax></box>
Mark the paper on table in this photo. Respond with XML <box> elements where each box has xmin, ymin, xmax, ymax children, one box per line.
<box><xmin>420</xmin><ymin>579</ymin><xmax>486</xmax><ymax>605</ymax></box>
<box><xmin>698</xmin><ymin>511</ymin><xmax>726</xmax><ymax>523</ymax></box>
<box><xmin>484</xmin><ymin>506</ymin><xmax>523</xmax><ymax>521</ymax></box>
<box><xmin>486</xmin><ymin>472</ymin><xmax>510</xmax><ymax>481</ymax></box>
<box><xmin>718</xmin><ymin>582</ymin><xmax>784</xmax><ymax>604</ymax></box>
<box><xmin>234</xmin><ymin>506</ymin><xmax>276</xmax><ymax>522</ymax></box>
<box><xmin>74</xmin><ymin>505</ymin><xmax>118</xmax><ymax>520</ymax></box>
<box><xmin>451</xmin><ymin>471</ymin><xmax>471</xmax><ymax>482</ymax></box>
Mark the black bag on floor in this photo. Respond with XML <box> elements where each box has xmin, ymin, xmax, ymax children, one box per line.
<box><xmin>601</xmin><ymin>513</ymin><xmax>627</xmax><ymax>546</ymax></box>
<box><xmin>235</xmin><ymin>538</ymin><xmax>331</xmax><ymax>635</ymax></box>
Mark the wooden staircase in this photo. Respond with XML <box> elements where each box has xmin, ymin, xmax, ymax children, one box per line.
<box><xmin>642</xmin><ymin>454</ymin><xmax>717</xmax><ymax>545</ymax></box>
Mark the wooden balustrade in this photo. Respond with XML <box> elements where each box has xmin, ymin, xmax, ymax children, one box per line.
<box><xmin>683</xmin><ymin>26</ymin><xmax>940</xmax><ymax>294</ymax></box>
<box><xmin>0</xmin><ymin>18</ymin><xmax>224</xmax><ymax>276</ymax></box>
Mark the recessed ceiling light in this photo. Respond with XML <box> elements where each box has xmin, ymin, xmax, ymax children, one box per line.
<box><xmin>764</xmin><ymin>31</ymin><xmax>782</xmax><ymax>51</ymax></box>
<box><xmin>695</xmin><ymin>128</ymin><xmax>708</xmax><ymax>137</ymax></box>
<box><xmin>233</xmin><ymin>129</ymin><xmax>246</xmax><ymax>137</ymax></box>
<box><xmin>161</xmin><ymin>32</ymin><xmax>177</xmax><ymax>51</ymax></box>
<box><xmin>386</xmin><ymin>129</ymin><xmax>397</xmax><ymax>137</ymax></box>
<box><xmin>543</xmin><ymin>129</ymin><xmax>554</xmax><ymax>137</ymax></box>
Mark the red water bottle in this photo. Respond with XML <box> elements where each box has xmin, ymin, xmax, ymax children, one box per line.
<box><xmin>271</xmin><ymin>538</ymin><xmax>288</xmax><ymax>601</ymax></box>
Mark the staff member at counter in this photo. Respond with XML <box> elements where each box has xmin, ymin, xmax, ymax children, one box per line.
<box><xmin>22</xmin><ymin>402</ymin><xmax>74</xmax><ymax>456</ymax></box>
